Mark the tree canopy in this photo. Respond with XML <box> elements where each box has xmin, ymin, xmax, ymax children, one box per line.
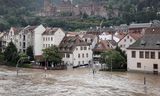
<box><xmin>101</xmin><ymin>50</ymin><xmax>126</xmax><ymax>69</ymax></box>
<box><xmin>3</xmin><ymin>42</ymin><xmax>18</xmax><ymax>64</ymax></box>
<box><xmin>42</xmin><ymin>46</ymin><xmax>62</xmax><ymax>64</ymax></box>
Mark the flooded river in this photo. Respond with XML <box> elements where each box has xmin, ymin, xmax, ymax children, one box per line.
<box><xmin>0</xmin><ymin>65</ymin><xmax>160</xmax><ymax>96</ymax></box>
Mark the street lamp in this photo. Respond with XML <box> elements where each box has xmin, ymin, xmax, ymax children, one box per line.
<box><xmin>16</xmin><ymin>56</ymin><xmax>30</xmax><ymax>76</ymax></box>
<box><xmin>144</xmin><ymin>66</ymin><xmax>146</xmax><ymax>85</ymax></box>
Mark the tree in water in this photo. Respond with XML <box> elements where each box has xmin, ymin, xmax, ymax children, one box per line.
<box><xmin>3</xmin><ymin>42</ymin><xmax>18</xmax><ymax>65</ymax></box>
<box><xmin>26</xmin><ymin>46</ymin><xmax>34</xmax><ymax>61</ymax></box>
<box><xmin>42</xmin><ymin>45</ymin><xmax>62</xmax><ymax>67</ymax></box>
<box><xmin>101</xmin><ymin>50</ymin><xmax>126</xmax><ymax>69</ymax></box>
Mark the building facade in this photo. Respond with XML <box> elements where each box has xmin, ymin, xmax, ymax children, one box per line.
<box><xmin>59</xmin><ymin>35</ymin><xmax>93</xmax><ymax>66</ymax></box>
<box><xmin>127</xmin><ymin>27</ymin><xmax>160</xmax><ymax>74</ymax></box>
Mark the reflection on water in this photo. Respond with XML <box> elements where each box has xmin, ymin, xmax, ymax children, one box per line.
<box><xmin>0</xmin><ymin>66</ymin><xmax>160</xmax><ymax>96</ymax></box>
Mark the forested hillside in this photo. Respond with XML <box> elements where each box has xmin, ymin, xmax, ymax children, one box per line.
<box><xmin>0</xmin><ymin>0</ymin><xmax>160</xmax><ymax>31</ymax></box>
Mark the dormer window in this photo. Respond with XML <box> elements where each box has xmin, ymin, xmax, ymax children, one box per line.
<box><xmin>141</xmin><ymin>40</ymin><xmax>146</xmax><ymax>46</ymax></box>
<box><xmin>156</xmin><ymin>41</ymin><xmax>160</xmax><ymax>45</ymax></box>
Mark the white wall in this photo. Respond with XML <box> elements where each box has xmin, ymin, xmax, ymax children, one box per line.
<box><xmin>118</xmin><ymin>34</ymin><xmax>136</xmax><ymax>52</ymax></box>
<box><xmin>42</xmin><ymin>28</ymin><xmax>65</xmax><ymax>49</ymax></box>
<box><xmin>34</xmin><ymin>25</ymin><xmax>46</xmax><ymax>56</ymax></box>
<box><xmin>127</xmin><ymin>49</ymin><xmax>160</xmax><ymax>73</ymax></box>
<box><xmin>62</xmin><ymin>46</ymin><xmax>93</xmax><ymax>66</ymax></box>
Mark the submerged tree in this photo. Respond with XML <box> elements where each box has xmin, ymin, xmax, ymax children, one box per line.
<box><xmin>26</xmin><ymin>46</ymin><xmax>34</xmax><ymax>61</ymax></box>
<box><xmin>4</xmin><ymin>42</ymin><xmax>18</xmax><ymax>64</ymax></box>
<box><xmin>42</xmin><ymin>45</ymin><xmax>62</xmax><ymax>67</ymax></box>
<box><xmin>101</xmin><ymin>50</ymin><xmax>126</xmax><ymax>69</ymax></box>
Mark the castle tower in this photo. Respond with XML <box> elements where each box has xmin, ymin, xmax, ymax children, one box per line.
<box><xmin>43</xmin><ymin>0</ymin><xmax>53</xmax><ymax>16</ymax></box>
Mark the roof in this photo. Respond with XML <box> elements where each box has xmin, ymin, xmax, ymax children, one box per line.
<box><xmin>22</xmin><ymin>25</ymin><xmax>37</xmax><ymax>34</ymax></box>
<box><xmin>118</xmin><ymin>32</ymin><xmax>142</xmax><ymax>43</ymax></box>
<box><xmin>93</xmin><ymin>40</ymin><xmax>111</xmax><ymax>52</ymax></box>
<box><xmin>82</xmin><ymin>34</ymin><xmax>96</xmax><ymax>40</ymax></box>
<box><xmin>42</xmin><ymin>28</ymin><xmax>59</xmax><ymax>35</ymax></box>
<box><xmin>128</xmin><ymin>27</ymin><xmax>160</xmax><ymax>50</ymax></box>
<box><xmin>59</xmin><ymin>35</ymin><xmax>89</xmax><ymax>53</ymax></box>
<box><xmin>129</xmin><ymin>23</ymin><xmax>152</xmax><ymax>29</ymax></box>
<box><xmin>108</xmin><ymin>40</ymin><xmax>117</xmax><ymax>46</ymax></box>
<box><xmin>11</xmin><ymin>27</ymin><xmax>23</xmax><ymax>35</ymax></box>
<box><xmin>129</xmin><ymin>32</ymin><xmax>143</xmax><ymax>40</ymax></box>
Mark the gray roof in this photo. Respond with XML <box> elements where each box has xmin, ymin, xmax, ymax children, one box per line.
<box><xmin>128</xmin><ymin>27</ymin><xmax>160</xmax><ymax>50</ymax></box>
<box><xmin>59</xmin><ymin>35</ymin><xmax>88</xmax><ymax>53</ymax></box>
<box><xmin>129</xmin><ymin>23</ymin><xmax>152</xmax><ymax>29</ymax></box>
<box><xmin>42</xmin><ymin>28</ymin><xmax>60</xmax><ymax>35</ymax></box>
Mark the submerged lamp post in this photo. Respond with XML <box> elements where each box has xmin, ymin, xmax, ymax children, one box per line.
<box><xmin>16</xmin><ymin>56</ymin><xmax>30</xmax><ymax>76</ymax></box>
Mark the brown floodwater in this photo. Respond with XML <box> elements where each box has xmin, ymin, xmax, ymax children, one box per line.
<box><xmin>0</xmin><ymin>65</ymin><xmax>160</xmax><ymax>96</ymax></box>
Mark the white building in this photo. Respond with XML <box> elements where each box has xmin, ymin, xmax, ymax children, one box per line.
<box><xmin>118</xmin><ymin>32</ymin><xmax>142</xmax><ymax>52</ymax></box>
<box><xmin>99</xmin><ymin>32</ymin><xmax>120</xmax><ymax>42</ymax></box>
<box><xmin>59</xmin><ymin>35</ymin><xmax>93</xmax><ymax>66</ymax></box>
<box><xmin>127</xmin><ymin>27</ymin><xmax>160</xmax><ymax>74</ymax></box>
<box><xmin>1</xmin><ymin>27</ymin><xmax>23</xmax><ymax>52</ymax></box>
<box><xmin>17</xmin><ymin>26</ymin><xmax>36</xmax><ymax>53</ymax></box>
<box><xmin>42</xmin><ymin>27</ymin><xmax>65</xmax><ymax>49</ymax></box>
<box><xmin>33</xmin><ymin>25</ymin><xmax>46</xmax><ymax>57</ymax></box>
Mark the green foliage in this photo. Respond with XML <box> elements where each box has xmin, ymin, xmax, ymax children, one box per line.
<box><xmin>26</xmin><ymin>46</ymin><xmax>34</xmax><ymax>61</ymax></box>
<box><xmin>17</xmin><ymin>53</ymin><xmax>30</xmax><ymax>67</ymax></box>
<box><xmin>0</xmin><ymin>52</ymin><xmax>4</xmax><ymax>63</ymax></box>
<box><xmin>3</xmin><ymin>42</ymin><xmax>18</xmax><ymax>64</ymax></box>
<box><xmin>101</xmin><ymin>50</ymin><xmax>126</xmax><ymax>69</ymax></box>
<box><xmin>42</xmin><ymin>46</ymin><xmax>62</xmax><ymax>64</ymax></box>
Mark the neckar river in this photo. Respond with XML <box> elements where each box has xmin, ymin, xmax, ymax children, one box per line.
<box><xmin>0</xmin><ymin>66</ymin><xmax>160</xmax><ymax>96</ymax></box>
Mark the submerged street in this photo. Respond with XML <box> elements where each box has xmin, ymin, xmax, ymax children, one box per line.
<box><xmin>0</xmin><ymin>66</ymin><xmax>160</xmax><ymax>96</ymax></box>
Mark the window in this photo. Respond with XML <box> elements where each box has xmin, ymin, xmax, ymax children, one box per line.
<box><xmin>43</xmin><ymin>37</ymin><xmax>45</xmax><ymax>41</ymax></box>
<box><xmin>145</xmin><ymin>51</ymin><xmax>149</xmax><ymax>59</ymax></box>
<box><xmin>81</xmin><ymin>46</ymin><xmax>83</xmax><ymax>50</ymax></box>
<box><xmin>84</xmin><ymin>47</ymin><xmax>87</xmax><ymax>50</ymax></box>
<box><xmin>82</xmin><ymin>61</ymin><xmax>84</xmax><ymax>64</ymax></box>
<box><xmin>127</xmin><ymin>36</ymin><xmax>129</xmax><ymax>39</ymax></box>
<box><xmin>23</xmin><ymin>35</ymin><xmax>26</xmax><ymax>41</ymax></box>
<box><xmin>130</xmin><ymin>39</ymin><xmax>132</xmax><ymax>42</ymax></box>
<box><xmin>86</xmin><ymin>53</ymin><xmax>88</xmax><ymax>57</ymax></box>
<box><xmin>151</xmin><ymin>52</ymin><xmax>155</xmax><ymax>59</ymax></box>
<box><xmin>46</xmin><ymin>37</ymin><xmax>47</xmax><ymax>41</ymax></box>
<box><xmin>124</xmin><ymin>39</ymin><xmax>126</xmax><ymax>42</ymax></box>
<box><xmin>139</xmin><ymin>51</ymin><xmax>144</xmax><ymax>58</ymax></box>
<box><xmin>23</xmin><ymin>42</ymin><xmax>26</xmax><ymax>48</ymax></box>
<box><xmin>91</xmin><ymin>39</ymin><xmax>93</xmax><ymax>42</ymax></box>
<box><xmin>43</xmin><ymin>44</ymin><xmax>45</xmax><ymax>48</ymax></box>
<box><xmin>153</xmin><ymin>64</ymin><xmax>158</xmax><ymax>69</ymax></box>
<box><xmin>159</xmin><ymin>52</ymin><xmax>160</xmax><ymax>59</ymax></box>
<box><xmin>120</xmin><ymin>45</ymin><xmax>122</xmax><ymax>48</ymax></box>
<box><xmin>82</xmin><ymin>54</ymin><xmax>84</xmax><ymax>58</ymax></box>
<box><xmin>66</xmin><ymin>54</ymin><xmax>70</xmax><ymax>58</ymax></box>
<box><xmin>137</xmin><ymin>62</ymin><xmax>141</xmax><ymax>68</ymax></box>
<box><xmin>51</xmin><ymin>37</ymin><xmax>53</xmax><ymax>41</ymax></box>
<box><xmin>131</xmin><ymin>51</ymin><xmax>136</xmax><ymax>58</ymax></box>
<box><xmin>78</xmin><ymin>54</ymin><xmax>80</xmax><ymax>58</ymax></box>
<box><xmin>76</xmin><ymin>48</ymin><xmax>78</xmax><ymax>50</ymax></box>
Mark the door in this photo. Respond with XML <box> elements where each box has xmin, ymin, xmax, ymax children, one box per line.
<box><xmin>153</xmin><ymin>64</ymin><xmax>158</xmax><ymax>74</ymax></box>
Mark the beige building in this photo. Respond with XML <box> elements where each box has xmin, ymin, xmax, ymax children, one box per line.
<box><xmin>127</xmin><ymin>27</ymin><xmax>160</xmax><ymax>74</ymax></box>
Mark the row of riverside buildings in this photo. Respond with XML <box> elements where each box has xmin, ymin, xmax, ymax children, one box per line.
<box><xmin>0</xmin><ymin>21</ymin><xmax>160</xmax><ymax>74</ymax></box>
